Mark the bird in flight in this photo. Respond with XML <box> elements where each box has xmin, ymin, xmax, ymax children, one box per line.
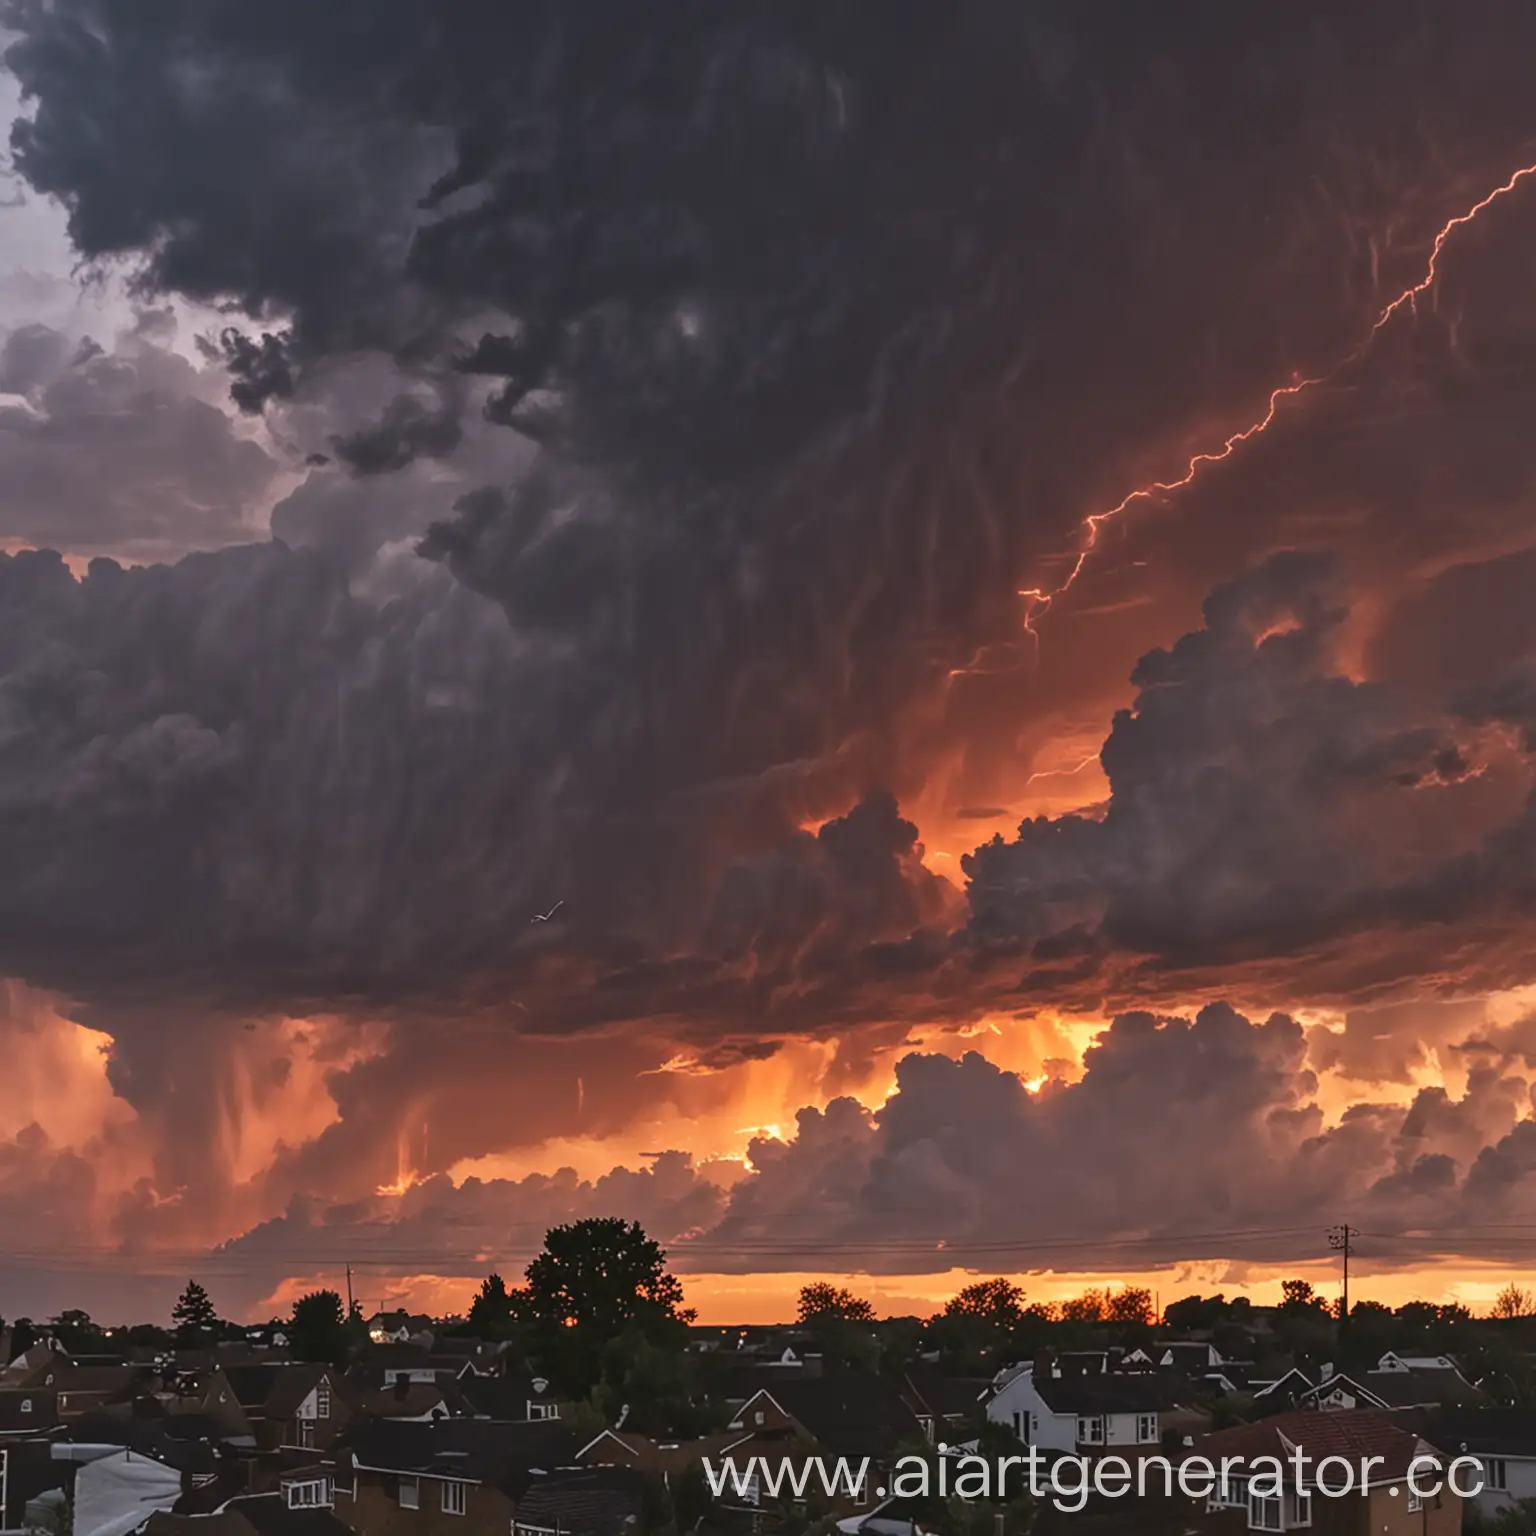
<box><xmin>530</xmin><ymin>901</ymin><xmax>564</xmax><ymax>923</ymax></box>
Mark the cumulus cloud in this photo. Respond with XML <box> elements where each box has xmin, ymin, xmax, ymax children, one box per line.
<box><xmin>0</xmin><ymin>320</ymin><xmax>277</xmax><ymax>560</ymax></box>
<box><xmin>963</xmin><ymin>551</ymin><xmax>1536</xmax><ymax>1001</ymax></box>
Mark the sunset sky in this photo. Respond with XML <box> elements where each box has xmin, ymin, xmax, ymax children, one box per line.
<box><xmin>7</xmin><ymin>2</ymin><xmax>1536</xmax><ymax>1327</ymax></box>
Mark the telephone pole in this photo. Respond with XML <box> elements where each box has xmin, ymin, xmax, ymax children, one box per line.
<box><xmin>345</xmin><ymin>1263</ymin><xmax>354</xmax><ymax>1318</ymax></box>
<box><xmin>1328</xmin><ymin>1225</ymin><xmax>1358</xmax><ymax>1323</ymax></box>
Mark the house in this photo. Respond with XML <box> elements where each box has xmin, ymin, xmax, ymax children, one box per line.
<box><xmin>728</xmin><ymin>1375</ymin><xmax>926</xmax><ymax>1462</ymax></box>
<box><xmin>347</xmin><ymin>1378</ymin><xmax>471</xmax><ymax>1423</ymax></box>
<box><xmin>329</xmin><ymin>1414</ymin><xmax>576</xmax><ymax>1536</ymax></box>
<box><xmin>898</xmin><ymin>1365</ymin><xmax>988</xmax><ymax>1444</ymax></box>
<box><xmin>1184</xmin><ymin>1410</ymin><xmax>1459</xmax><ymax>1534</ymax></box>
<box><xmin>457</xmin><ymin>1372</ymin><xmax>562</xmax><ymax>1423</ymax></box>
<box><xmin>1250</xmin><ymin>1367</ymin><xmax>1315</xmax><ymax>1403</ymax></box>
<box><xmin>48</xmin><ymin>1364</ymin><xmax>147</xmax><ymax>1418</ymax></box>
<box><xmin>0</xmin><ymin>1388</ymin><xmax>62</xmax><ymax>1438</ymax></box>
<box><xmin>576</xmin><ymin>1428</ymin><xmax>751</xmax><ymax>1479</ymax></box>
<box><xmin>985</xmin><ymin>1364</ymin><xmax>1207</xmax><ymax>1455</ymax></box>
<box><xmin>1</xmin><ymin>1343</ymin><xmax>73</xmax><ymax>1387</ymax></box>
<box><xmin>367</xmin><ymin>1314</ymin><xmax>435</xmax><ymax>1346</ymax></box>
<box><xmin>510</xmin><ymin>1465</ymin><xmax>646</xmax><ymax>1536</ymax></box>
<box><xmin>225</xmin><ymin>1365</ymin><xmax>352</xmax><ymax>1453</ymax></box>
<box><xmin>1297</xmin><ymin>1357</ymin><xmax>1486</xmax><ymax>1414</ymax></box>
<box><xmin>143</xmin><ymin>1494</ymin><xmax>355</xmax><ymax>1536</ymax></box>
<box><xmin>1422</xmin><ymin>1407</ymin><xmax>1536</xmax><ymax>1520</ymax></box>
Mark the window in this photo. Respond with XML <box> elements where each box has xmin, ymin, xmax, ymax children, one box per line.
<box><xmin>286</xmin><ymin>1480</ymin><xmax>332</xmax><ymax>1510</ymax></box>
<box><xmin>1208</xmin><ymin>1475</ymin><xmax>1244</xmax><ymax>1511</ymax></box>
<box><xmin>1487</xmin><ymin>1459</ymin><xmax>1509</xmax><ymax>1491</ymax></box>
<box><xmin>441</xmin><ymin>1482</ymin><xmax>467</xmax><ymax>1516</ymax></box>
<box><xmin>316</xmin><ymin>1382</ymin><xmax>331</xmax><ymax>1419</ymax></box>
<box><xmin>1077</xmin><ymin>1416</ymin><xmax>1104</xmax><ymax>1445</ymax></box>
<box><xmin>528</xmin><ymin>1402</ymin><xmax>558</xmax><ymax>1420</ymax></box>
<box><xmin>18</xmin><ymin>1400</ymin><xmax>30</xmax><ymax>1414</ymax></box>
<box><xmin>754</xmin><ymin>1410</ymin><xmax>765</xmax><ymax>1426</ymax></box>
<box><xmin>1406</xmin><ymin>1489</ymin><xmax>1423</xmax><ymax>1514</ymax></box>
<box><xmin>1010</xmin><ymin>1411</ymin><xmax>1022</xmax><ymax>1437</ymax></box>
<box><xmin>299</xmin><ymin>1420</ymin><xmax>315</xmax><ymax>1449</ymax></box>
<box><xmin>1135</xmin><ymin>1414</ymin><xmax>1158</xmax><ymax>1443</ymax></box>
<box><xmin>1247</xmin><ymin>1491</ymin><xmax>1283</xmax><ymax>1532</ymax></box>
<box><xmin>399</xmin><ymin>1477</ymin><xmax>420</xmax><ymax>1510</ymax></box>
<box><xmin>1285</xmin><ymin>1491</ymin><xmax>1312</xmax><ymax>1528</ymax></box>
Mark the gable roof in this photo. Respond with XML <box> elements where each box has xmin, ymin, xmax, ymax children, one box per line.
<box><xmin>737</xmin><ymin>1375</ymin><xmax>925</xmax><ymax>1459</ymax></box>
<box><xmin>1194</xmin><ymin>1410</ymin><xmax>1441</xmax><ymax>1485</ymax></box>
<box><xmin>1300</xmin><ymin>1365</ymin><xmax>1486</xmax><ymax>1412</ymax></box>
<box><xmin>513</xmin><ymin>1466</ymin><xmax>644</xmax><ymax>1536</ymax></box>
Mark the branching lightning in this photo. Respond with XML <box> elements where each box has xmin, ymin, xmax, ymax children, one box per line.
<box><xmin>1019</xmin><ymin>160</ymin><xmax>1536</xmax><ymax>634</ymax></box>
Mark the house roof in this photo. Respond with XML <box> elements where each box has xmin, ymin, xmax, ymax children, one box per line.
<box><xmin>142</xmin><ymin>1511</ymin><xmax>257</xmax><ymax>1536</ymax></box>
<box><xmin>459</xmin><ymin>1374</ymin><xmax>558</xmax><ymax>1420</ymax></box>
<box><xmin>222</xmin><ymin>1493</ymin><xmax>354</xmax><ymax>1536</ymax></box>
<box><xmin>1031</xmin><ymin>1372</ymin><xmax>1192</xmax><ymax>1415</ymax></box>
<box><xmin>0</xmin><ymin>1388</ymin><xmax>61</xmax><ymax>1434</ymax></box>
<box><xmin>513</xmin><ymin>1467</ymin><xmax>644</xmax><ymax>1536</ymax></box>
<box><xmin>337</xmin><ymin>1415</ymin><xmax>575</xmax><ymax>1490</ymax></box>
<box><xmin>1421</xmin><ymin>1408</ymin><xmax>1536</xmax><ymax>1459</ymax></box>
<box><xmin>901</xmin><ymin>1365</ymin><xmax>988</xmax><ymax>1421</ymax></box>
<box><xmin>741</xmin><ymin>1374</ymin><xmax>925</xmax><ymax>1459</ymax></box>
<box><xmin>1303</xmin><ymin>1366</ymin><xmax>1486</xmax><ymax>1412</ymax></box>
<box><xmin>348</xmin><ymin>1380</ymin><xmax>469</xmax><ymax>1420</ymax></box>
<box><xmin>1193</xmin><ymin>1410</ymin><xmax>1441</xmax><ymax>1485</ymax></box>
<box><xmin>575</xmin><ymin>1429</ymin><xmax>750</xmax><ymax>1474</ymax></box>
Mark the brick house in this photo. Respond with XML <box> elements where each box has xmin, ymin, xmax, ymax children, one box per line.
<box><xmin>329</xmin><ymin>1414</ymin><xmax>576</xmax><ymax>1536</ymax></box>
<box><xmin>1185</xmin><ymin>1410</ymin><xmax>1462</xmax><ymax>1534</ymax></box>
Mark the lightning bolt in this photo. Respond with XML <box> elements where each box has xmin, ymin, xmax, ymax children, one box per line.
<box><xmin>1020</xmin><ymin>159</ymin><xmax>1536</xmax><ymax>634</ymax></box>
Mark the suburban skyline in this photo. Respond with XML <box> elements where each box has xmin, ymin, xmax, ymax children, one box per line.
<box><xmin>8</xmin><ymin>3</ymin><xmax>1536</xmax><ymax>1325</ymax></box>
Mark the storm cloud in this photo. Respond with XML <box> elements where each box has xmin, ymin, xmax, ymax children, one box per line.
<box><xmin>7</xmin><ymin>2</ymin><xmax>1536</xmax><ymax>1306</ymax></box>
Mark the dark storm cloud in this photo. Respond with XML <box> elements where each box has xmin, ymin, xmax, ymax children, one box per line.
<box><xmin>0</xmin><ymin>320</ymin><xmax>277</xmax><ymax>560</ymax></box>
<box><xmin>166</xmin><ymin>1001</ymin><xmax>1536</xmax><ymax>1296</ymax></box>
<box><xmin>961</xmin><ymin>550</ymin><xmax>1536</xmax><ymax>999</ymax></box>
<box><xmin>13</xmin><ymin>0</ymin><xmax>1536</xmax><ymax>1284</ymax></box>
<box><xmin>8</xmin><ymin>0</ymin><xmax>1536</xmax><ymax>1013</ymax></box>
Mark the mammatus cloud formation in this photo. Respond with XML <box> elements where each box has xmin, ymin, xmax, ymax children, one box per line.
<box><xmin>6</xmin><ymin>2</ymin><xmax>1536</xmax><ymax>1313</ymax></box>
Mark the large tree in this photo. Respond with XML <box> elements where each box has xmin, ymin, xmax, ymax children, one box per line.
<box><xmin>289</xmin><ymin>1290</ymin><xmax>349</xmax><ymax>1365</ymax></box>
<box><xmin>524</xmin><ymin>1219</ymin><xmax>692</xmax><ymax>1339</ymax></box>
<box><xmin>796</xmin><ymin>1283</ymin><xmax>875</xmax><ymax>1323</ymax></box>
<box><xmin>466</xmin><ymin>1272</ymin><xmax>527</xmax><ymax>1340</ymax></box>
<box><xmin>523</xmin><ymin>1219</ymin><xmax>692</xmax><ymax>1396</ymax></box>
<box><xmin>942</xmin><ymin>1279</ymin><xmax>1025</xmax><ymax>1331</ymax></box>
<box><xmin>172</xmin><ymin>1279</ymin><xmax>219</xmax><ymax>1343</ymax></box>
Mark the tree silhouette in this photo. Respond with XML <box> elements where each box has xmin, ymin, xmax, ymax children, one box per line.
<box><xmin>290</xmin><ymin>1290</ymin><xmax>349</xmax><ymax>1364</ymax></box>
<box><xmin>1493</xmin><ymin>1283</ymin><xmax>1536</xmax><ymax>1320</ymax></box>
<box><xmin>942</xmin><ymin>1278</ymin><xmax>1025</xmax><ymax>1330</ymax></box>
<box><xmin>467</xmin><ymin>1272</ymin><xmax>526</xmax><ymax>1339</ymax></box>
<box><xmin>1280</xmin><ymin>1279</ymin><xmax>1324</xmax><ymax>1315</ymax></box>
<box><xmin>522</xmin><ymin>1219</ymin><xmax>692</xmax><ymax>1396</ymax></box>
<box><xmin>172</xmin><ymin>1280</ymin><xmax>219</xmax><ymax>1342</ymax></box>
<box><xmin>796</xmin><ymin>1282</ymin><xmax>875</xmax><ymax>1323</ymax></box>
<box><xmin>525</xmin><ymin>1219</ymin><xmax>692</xmax><ymax>1337</ymax></box>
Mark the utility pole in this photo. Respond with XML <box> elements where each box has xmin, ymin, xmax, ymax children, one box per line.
<box><xmin>345</xmin><ymin>1263</ymin><xmax>354</xmax><ymax>1317</ymax></box>
<box><xmin>1328</xmin><ymin>1225</ymin><xmax>1358</xmax><ymax>1323</ymax></box>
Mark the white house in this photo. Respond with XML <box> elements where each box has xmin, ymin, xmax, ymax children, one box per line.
<box><xmin>985</xmin><ymin>1364</ymin><xmax>1176</xmax><ymax>1454</ymax></box>
<box><xmin>1424</xmin><ymin>1410</ymin><xmax>1536</xmax><ymax>1519</ymax></box>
